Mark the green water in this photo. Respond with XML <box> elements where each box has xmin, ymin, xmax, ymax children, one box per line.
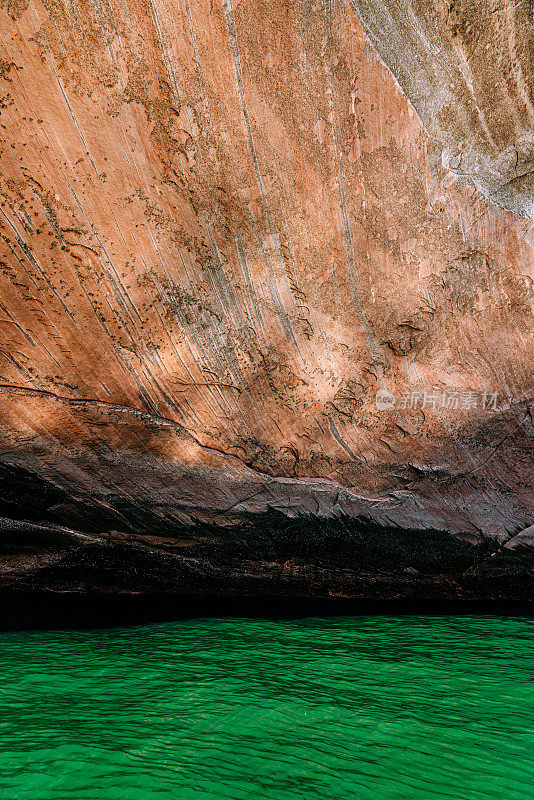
<box><xmin>0</xmin><ymin>616</ymin><xmax>533</xmax><ymax>799</ymax></box>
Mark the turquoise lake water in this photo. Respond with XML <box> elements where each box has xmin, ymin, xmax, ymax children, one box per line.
<box><xmin>0</xmin><ymin>615</ymin><xmax>533</xmax><ymax>799</ymax></box>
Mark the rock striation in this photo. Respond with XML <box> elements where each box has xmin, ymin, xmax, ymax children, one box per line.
<box><xmin>350</xmin><ymin>0</ymin><xmax>534</xmax><ymax>218</ymax></box>
<box><xmin>0</xmin><ymin>0</ymin><xmax>532</xmax><ymax>623</ymax></box>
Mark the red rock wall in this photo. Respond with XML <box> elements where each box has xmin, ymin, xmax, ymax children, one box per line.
<box><xmin>0</xmin><ymin>0</ymin><xmax>532</xmax><ymax>609</ymax></box>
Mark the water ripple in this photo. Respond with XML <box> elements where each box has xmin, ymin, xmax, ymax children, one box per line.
<box><xmin>0</xmin><ymin>615</ymin><xmax>533</xmax><ymax>799</ymax></box>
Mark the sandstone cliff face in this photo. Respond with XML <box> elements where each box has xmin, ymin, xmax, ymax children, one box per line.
<box><xmin>0</xmin><ymin>0</ymin><xmax>532</xmax><ymax>620</ymax></box>
<box><xmin>351</xmin><ymin>0</ymin><xmax>534</xmax><ymax>217</ymax></box>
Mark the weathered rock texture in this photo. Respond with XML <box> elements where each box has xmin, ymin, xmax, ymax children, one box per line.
<box><xmin>0</xmin><ymin>0</ymin><xmax>532</xmax><ymax>622</ymax></box>
<box><xmin>350</xmin><ymin>0</ymin><xmax>534</xmax><ymax>217</ymax></box>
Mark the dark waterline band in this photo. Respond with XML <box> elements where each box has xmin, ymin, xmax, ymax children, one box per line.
<box><xmin>1</xmin><ymin>592</ymin><xmax>532</xmax><ymax>632</ymax></box>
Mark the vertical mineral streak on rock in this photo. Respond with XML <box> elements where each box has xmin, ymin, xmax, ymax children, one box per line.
<box><xmin>55</xmin><ymin>70</ymin><xmax>99</xmax><ymax>176</ymax></box>
<box><xmin>323</xmin><ymin>1</ymin><xmax>384</xmax><ymax>390</ymax></box>
<box><xmin>222</xmin><ymin>0</ymin><xmax>297</xmax><ymax>343</ymax></box>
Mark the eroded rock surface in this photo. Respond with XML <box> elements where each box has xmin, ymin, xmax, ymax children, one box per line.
<box><xmin>351</xmin><ymin>0</ymin><xmax>534</xmax><ymax>216</ymax></box>
<box><xmin>0</xmin><ymin>0</ymin><xmax>532</xmax><ymax>620</ymax></box>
